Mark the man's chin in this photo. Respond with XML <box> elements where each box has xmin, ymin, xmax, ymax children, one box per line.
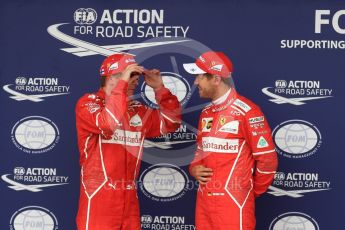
<box><xmin>198</xmin><ymin>91</ymin><xmax>206</xmax><ymax>98</ymax></box>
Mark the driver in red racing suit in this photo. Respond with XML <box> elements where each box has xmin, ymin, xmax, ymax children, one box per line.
<box><xmin>183</xmin><ymin>51</ymin><xmax>278</xmax><ymax>230</ymax></box>
<box><xmin>75</xmin><ymin>54</ymin><xmax>181</xmax><ymax>230</ymax></box>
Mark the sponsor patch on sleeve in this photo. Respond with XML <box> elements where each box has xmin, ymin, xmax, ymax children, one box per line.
<box><xmin>257</xmin><ymin>136</ymin><xmax>269</xmax><ymax>148</ymax></box>
<box><xmin>249</xmin><ymin>116</ymin><xmax>264</xmax><ymax>124</ymax></box>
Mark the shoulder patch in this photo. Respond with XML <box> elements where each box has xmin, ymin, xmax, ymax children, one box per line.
<box><xmin>88</xmin><ymin>94</ymin><xmax>96</xmax><ymax>99</ymax></box>
<box><xmin>257</xmin><ymin>136</ymin><xmax>269</xmax><ymax>148</ymax></box>
<box><xmin>233</xmin><ymin>99</ymin><xmax>251</xmax><ymax>113</ymax></box>
<box><xmin>201</xmin><ymin>117</ymin><xmax>213</xmax><ymax>132</ymax></box>
<box><xmin>129</xmin><ymin>100</ymin><xmax>143</xmax><ymax>108</ymax></box>
<box><xmin>84</xmin><ymin>102</ymin><xmax>100</xmax><ymax>113</ymax></box>
<box><xmin>249</xmin><ymin>116</ymin><xmax>264</xmax><ymax>124</ymax></box>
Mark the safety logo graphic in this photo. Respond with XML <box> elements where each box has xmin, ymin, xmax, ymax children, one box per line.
<box><xmin>2</xmin><ymin>167</ymin><xmax>68</xmax><ymax>192</ymax></box>
<box><xmin>10</xmin><ymin>206</ymin><xmax>58</xmax><ymax>230</ymax></box>
<box><xmin>270</xmin><ymin>212</ymin><xmax>319</xmax><ymax>230</ymax></box>
<box><xmin>141</xmin><ymin>215</ymin><xmax>194</xmax><ymax>230</ymax></box>
<box><xmin>11</xmin><ymin>116</ymin><xmax>60</xmax><ymax>154</ymax></box>
<box><xmin>273</xmin><ymin>119</ymin><xmax>322</xmax><ymax>159</ymax></box>
<box><xmin>268</xmin><ymin>171</ymin><xmax>330</xmax><ymax>198</ymax></box>
<box><xmin>47</xmin><ymin>23</ymin><xmax>189</xmax><ymax>57</ymax></box>
<box><xmin>139</xmin><ymin>164</ymin><xmax>189</xmax><ymax>202</ymax></box>
<box><xmin>74</xmin><ymin>8</ymin><xmax>97</xmax><ymax>25</ymax></box>
<box><xmin>262</xmin><ymin>80</ymin><xmax>333</xmax><ymax>105</ymax></box>
<box><xmin>141</xmin><ymin>72</ymin><xmax>191</xmax><ymax>108</ymax></box>
<box><xmin>3</xmin><ymin>77</ymin><xmax>70</xmax><ymax>102</ymax></box>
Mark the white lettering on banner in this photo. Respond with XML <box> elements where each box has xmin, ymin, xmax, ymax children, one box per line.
<box><xmin>26</xmin><ymin>168</ymin><xmax>56</xmax><ymax>176</ymax></box>
<box><xmin>153</xmin><ymin>216</ymin><xmax>185</xmax><ymax>224</ymax></box>
<box><xmin>95</xmin><ymin>26</ymin><xmax>189</xmax><ymax>38</ymax></box>
<box><xmin>102</xmin><ymin>129</ymin><xmax>141</xmax><ymax>146</ymax></box>
<box><xmin>233</xmin><ymin>99</ymin><xmax>251</xmax><ymax>112</ymax></box>
<box><xmin>270</xmin><ymin>171</ymin><xmax>331</xmax><ymax>198</ymax></box>
<box><xmin>100</xmin><ymin>9</ymin><xmax>164</xmax><ymax>24</ymax></box>
<box><xmin>315</xmin><ymin>10</ymin><xmax>345</xmax><ymax>34</ymax></box>
<box><xmin>280</xmin><ymin>10</ymin><xmax>345</xmax><ymax>50</ymax></box>
<box><xmin>202</xmin><ymin>137</ymin><xmax>239</xmax><ymax>153</ymax></box>
<box><xmin>281</xmin><ymin>39</ymin><xmax>345</xmax><ymax>49</ymax></box>
<box><xmin>262</xmin><ymin>80</ymin><xmax>333</xmax><ymax>105</ymax></box>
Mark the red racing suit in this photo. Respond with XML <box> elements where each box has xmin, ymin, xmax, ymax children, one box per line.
<box><xmin>189</xmin><ymin>89</ymin><xmax>278</xmax><ymax>230</ymax></box>
<box><xmin>75</xmin><ymin>80</ymin><xmax>181</xmax><ymax>230</ymax></box>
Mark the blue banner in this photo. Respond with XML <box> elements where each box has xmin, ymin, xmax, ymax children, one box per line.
<box><xmin>1</xmin><ymin>1</ymin><xmax>344</xmax><ymax>229</ymax></box>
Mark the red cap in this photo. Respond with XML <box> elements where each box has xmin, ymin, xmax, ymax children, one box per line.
<box><xmin>99</xmin><ymin>54</ymin><xmax>136</xmax><ymax>77</ymax></box>
<box><xmin>183</xmin><ymin>51</ymin><xmax>233</xmax><ymax>78</ymax></box>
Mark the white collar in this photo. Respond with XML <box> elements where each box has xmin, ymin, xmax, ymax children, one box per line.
<box><xmin>212</xmin><ymin>89</ymin><xmax>231</xmax><ymax>105</ymax></box>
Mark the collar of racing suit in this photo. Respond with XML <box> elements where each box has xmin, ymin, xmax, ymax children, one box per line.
<box><xmin>212</xmin><ymin>88</ymin><xmax>232</xmax><ymax>105</ymax></box>
<box><xmin>97</xmin><ymin>88</ymin><xmax>106</xmax><ymax>99</ymax></box>
<box><xmin>210</xmin><ymin>88</ymin><xmax>237</xmax><ymax>113</ymax></box>
<box><xmin>209</xmin><ymin>88</ymin><xmax>237</xmax><ymax>112</ymax></box>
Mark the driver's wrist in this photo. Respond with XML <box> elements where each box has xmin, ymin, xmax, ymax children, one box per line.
<box><xmin>153</xmin><ymin>84</ymin><xmax>164</xmax><ymax>92</ymax></box>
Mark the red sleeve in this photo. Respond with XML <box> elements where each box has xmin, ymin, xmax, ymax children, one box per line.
<box><xmin>244</xmin><ymin>107</ymin><xmax>278</xmax><ymax>197</ymax></box>
<box><xmin>145</xmin><ymin>87</ymin><xmax>181</xmax><ymax>138</ymax></box>
<box><xmin>189</xmin><ymin>117</ymin><xmax>203</xmax><ymax>175</ymax></box>
<box><xmin>76</xmin><ymin>80</ymin><xmax>128</xmax><ymax>137</ymax></box>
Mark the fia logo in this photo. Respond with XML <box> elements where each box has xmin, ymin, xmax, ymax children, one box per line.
<box><xmin>74</xmin><ymin>8</ymin><xmax>97</xmax><ymax>25</ymax></box>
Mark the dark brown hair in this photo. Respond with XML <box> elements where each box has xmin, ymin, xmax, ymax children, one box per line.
<box><xmin>203</xmin><ymin>73</ymin><xmax>233</xmax><ymax>87</ymax></box>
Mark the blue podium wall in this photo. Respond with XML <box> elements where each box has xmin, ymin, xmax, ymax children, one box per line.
<box><xmin>1</xmin><ymin>1</ymin><xmax>344</xmax><ymax>229</ymax></box>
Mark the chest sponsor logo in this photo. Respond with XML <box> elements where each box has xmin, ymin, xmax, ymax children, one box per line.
<box><xmin>230</xmin><ymin>110</ymin><xmax>241</xmax><ymax>116</ymax></box>
<box><xmin>102</xmin><ymin>129</ymin><xmax>142</xmax><ymax>146</ymax></box>
<box><xmin>233</xmin><ymin>99</ymin><xmax>251</xmax><ymax>112</ymax></box>
<box><xmin>216</xmin><ymin>117</ymin><xmax>239</xmax><ymax>134</ymax></box>
<box><xmin>201</xmin><ymin>117</ymin><xmax>213</xmax><ymax>132</ymax></box>
<box><xmin>130</xmin><ymin>114</ymin><xmax>142</xmax><ymax>127</ymax></box>
<box><xmin>202</xmin><ymin>137</ymin><xmax>239</xmax><ymax>153</ymax></box>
